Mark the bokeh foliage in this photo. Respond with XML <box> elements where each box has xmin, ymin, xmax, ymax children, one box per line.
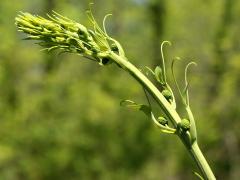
<box><xmin>0</xmin><ymin>0</ymin><xmax>240</xmax><ymax>179</ymax></box>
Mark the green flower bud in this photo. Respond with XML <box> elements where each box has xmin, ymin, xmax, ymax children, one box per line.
<box><xmin>55</xmin><ymin>37</ymin><xmax>65</xmax><ymax>43</ymax></box>
<box><xmin>157</xmin><ymin>116</ymin><xmax>168</xmax><ymax>125</ymax></box>
<box><xmin>15</xmin><ymin>11</ymin><xmax>120</xmax><ymax>66</ymax></box>
<box><xmin>47</xmin><ymin>25</ymin><xmax>59</xmax><ymax>32</ymax></box>
<box><xmin>179</xmin><ymin>118</ymin><xmax>190</xmax><ymax>131</ymax></box>
<box><xmin>66</xmin><ymin>38</ymin><xmax>79</xmax><ymax>47</ymax></box>
<box><xmin>162</xmin><ymin>89</ymin><xmax>172</xmax><ymax>101</ymax></box>
<box><xmin>18</xmin><ymin>27</ymin><xmax>39</xmax><ymax>35</ymax></box>
<box><xmin>15</xmin><ymin>17</ymin><xmax>35</xmax><ymax>29</ymax></box>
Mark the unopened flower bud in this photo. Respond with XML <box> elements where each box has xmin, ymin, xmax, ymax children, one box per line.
<box><xmin>157</xmin><ymin>116</ymin><xmax>168</xmax><ymax>125</ymax></box>
<box><xmin>162</xmin><ymin>89</ymin><xmax>172</xmax><ymax>101</ymax></box>
<box><xmin>179</xmin><ymin>118</ymin><xmax>190</xmax><ymax>131</ymax></box>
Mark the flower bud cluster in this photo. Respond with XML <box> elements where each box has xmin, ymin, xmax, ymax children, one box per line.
<box><xmin>15</xmin><ymin>12</ymin><xmax>110</xmax><ymax>64</ymax></box>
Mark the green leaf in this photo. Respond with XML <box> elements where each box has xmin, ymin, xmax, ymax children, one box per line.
<box><xmin>120</xmin><ymin>100</ymin><xmax>138</xmax><ymax>108</ymax></box>
<box><xmin>120</xmin><ymin>100</ymin><xmax>151</xmax><ymax>117</ymax></box>
<box><xmin>154</xmin><ymin>66</ymin><xmax>165</xmax><ymax>84</ymax></box>
<box><xmin>194</xmin><ymin>171</ymin><xmax>204</xmax><ymax>180</ymax></box>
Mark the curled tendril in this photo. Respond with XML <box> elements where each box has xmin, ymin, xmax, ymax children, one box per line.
<box><xmin>86</xmin><ymin>3</ymin><xmax>107</xmax><ymax>38</ymax></box>
<box><xmin>184</xmin><ymin>62</ymin><xmax>197</xmax><ymax>106</ymax></box>
<box><xmin>85</xmin><ymin>4</ymin><xmax>115</xmax><ymax>58</ymax></box>
<box><xmin>171</xmin><ymin>57</ymin><xmax>186</xmax><ymax>105</ymax></box>
<box><xmin>86</xmin><ymin>3</ymin><xmax>125</xmax><ymax>57</ymax></box>
<box><xmin>51</xmin><ymin>10</ymin><xmax>73</xmax><ymax>24</ymax></box>
<box><xmin>171</xmin><ymin>57</ymin><xmax>197</xmax><ymax>107</ymax></box>
<box><xmin>160</xmin><ymin>41</ymin><xmax>172</xmax><ymax>83</ymax></box>
<box><xmin>103</xmin><ymin>14</ymin><xmax>112</xmax><ymax>36</ymax></box>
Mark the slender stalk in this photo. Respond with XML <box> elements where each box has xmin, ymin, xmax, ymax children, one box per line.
<box><xmin>108</xmin><ymin>52</ymin><xmax>216</xmax><ymax>180</ymax></box>
<box><xmin>190</xmin><ymin>142</ymin><xmax>216</xmax><ymax>180</ymax></box>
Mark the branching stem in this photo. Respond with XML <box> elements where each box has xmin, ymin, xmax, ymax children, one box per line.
<box><xmin>108</xmin><ymin>52</ymin><xmax>215</xmax><ymax>180</ymax></box>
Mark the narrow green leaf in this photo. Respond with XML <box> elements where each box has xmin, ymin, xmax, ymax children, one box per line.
<box><xmin>154</xmin><ymin>66</ymin><xmax>164</xmax><ymax>84</ymax></box>
<box><xmin>120</xmin><ymin>100</ymin><xmax>151</xmax><ymax>117</ymax></box>
<box><xmin>194</xmin><ymin>171</ymin><xmax>204</xmax><ymax>180</ymax></box>
<box><xmin>120</xmin><ymin>99</ymin><xmax>137</xmax><ymax>107</ymax></box>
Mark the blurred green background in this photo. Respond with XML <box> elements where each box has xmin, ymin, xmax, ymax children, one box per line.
<box><xmin>1</xmin><ymin>0</ymin><xmax>240</xmax><ymax>179</ymax></box>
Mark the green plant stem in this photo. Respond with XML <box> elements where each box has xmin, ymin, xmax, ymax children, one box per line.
<box><xmin>190</xmin><ymin>142</ymin><xmax>216</xmax><ymax>180</ymax></box>
<box><xmin>108</xmin><ymin>52</ymin><xmax>182</xmax><ymax>127</ymax></box>
<box><xmin>108</xmin><ymin>52</ymin><xmax>215</xmax><ymax>180</ymax></box>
